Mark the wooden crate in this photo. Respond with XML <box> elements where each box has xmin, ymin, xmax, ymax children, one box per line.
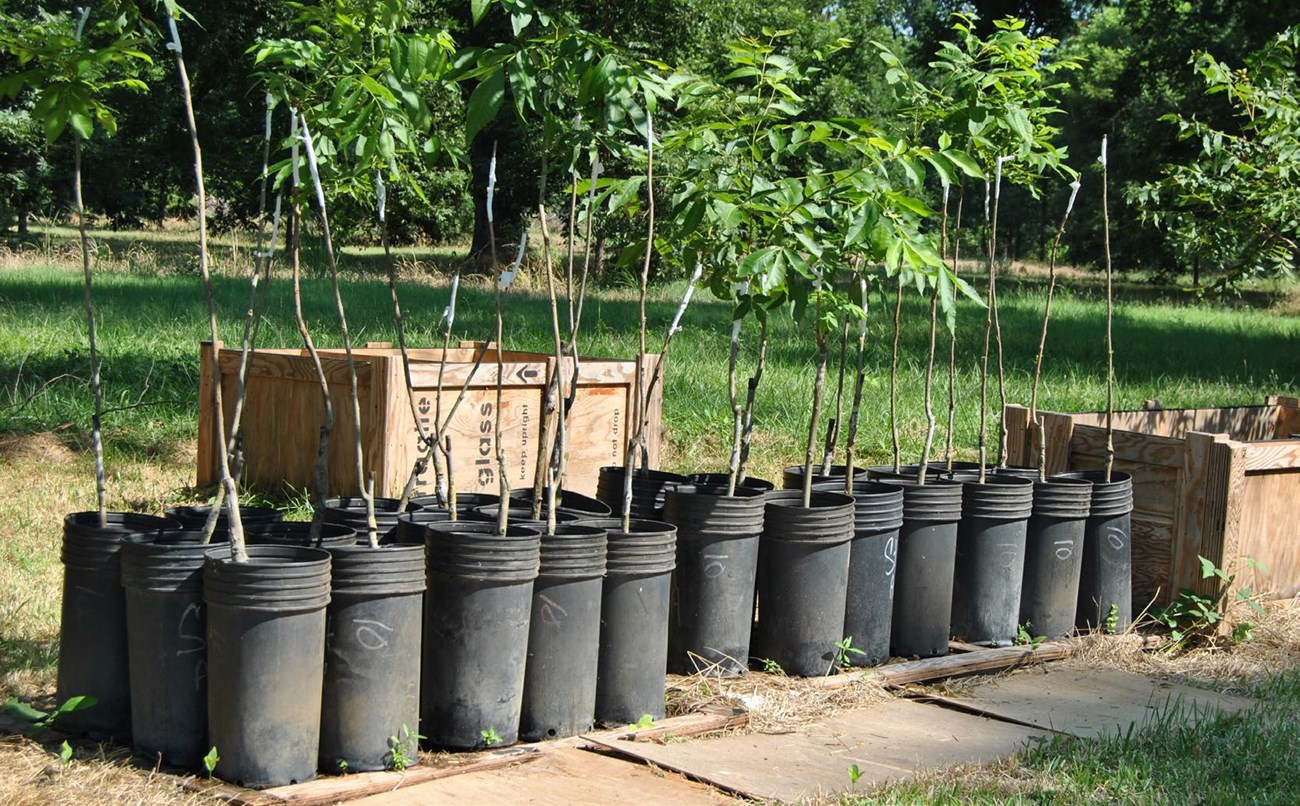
<box><xmin>1004</xmin><ymin>397</ymin><xmax>1300</xmax><ymax>606</ymax></box>
<box><xmin>197</xmin><ymin>342</ymin><xmax>662</xmax><ymax>499</ymax></box>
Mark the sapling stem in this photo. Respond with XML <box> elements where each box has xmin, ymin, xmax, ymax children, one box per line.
<box><xmin>538</xmin><ymin>205</ymin><xmax>565</xmax><ymax>533</ymax></box>
<box><xmin>737</xmin><ymin>317</ymin><xmax>768</xmax><ymax>486</ymax></box>
<box><xmin>1030</xmin><ymin>178</ymin><xmax>1082</xmax><ymax>481</ymax></box>
<box><xmin>843</xmin><ymin>276</ymin><xmax>869</xmax><ymax>492</ymax></box>
<box><xmin>989</xmin><ymin>157</ymin><xmax>1010</xmax><ymax>469</ymax></box>
<box><xmin>822</xmin><ymin>319</ymin><xmax>849</xmax><ymax>474</ymax></box>
<box><xmin>301</xmin><ymin>115</ymin><xmax>378</xmax><ymax>548</ymax></box>
<box><xmin>1101</xmin><ymin>136</ymin><xmax>1115</xmax><ymax>482</ymax></box>
<box><xmin>167</xmin><ymin>13</ymin><xmax>245</xmax><ymax>556</ymax></box>
<box><xmin>73</xmin><ymin>139</ymin><xmax>106</xmax><ymax>527</ymax></box>
<box><xmin>726</xmin><ymin>284</ymin><xmax>746</xmax><ymax>497</ymax></box>
<box><xmin>802</xmin><ymin>312</ymin><xmax>830</xmax><ymax>508</ymax></box>
<box><xmin>978</xmin><ymin>174</ymin><xmax>993</xmax><ymax>484</ymax></box>
<box><xmin>889</xmin><ymin>271</ymin><xmax>903</xmax><ymax>473</ymax></box>
<box><xmin>945</xmin><ymin>185</ymin><xmax>964</xmax><ymax>472</ymax></box>
<box><xmin>917</xmin><ymin>183</ymin><xmax>951</xmax><ymax>486</ymax></box>
<box><xmin>624</xmin><ymin>115</ymin><xmax>656</xmax><ymax>531</ymax></box>
<box><xmin>286</xmin><ymin>112</ymin><xmax>333</xmax><ymax>544</ymax></box>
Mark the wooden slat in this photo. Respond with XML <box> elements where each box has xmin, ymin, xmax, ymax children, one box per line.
<box><xmin>222</xmin><ymin>350</ymin><xmax>370</xmax><ymax>386</ymax></box>
<box><xmin>1003</xmin><ymin>405</ymin><xmax>1032</xmax><ymax>468</ymax></box>
<box><xmin>1040</xmin><ymin>411</ymin><xmax>1076</xmax><ymax>476</ymax></box>
<box><xmin>580</xmin><ymin>708</ymin><xmax>747</xmax><ymax>744</ymax></box>
<box><xmin>811</xmin><ymin>641</ymin><xmax>1076</xmax><ymax>690</ymax></box>
<box><xmin>1070</xmin><ymin>425</ymin><xmax>1184</xmax><ymax>469</ymax></box>
<box><xmin>1237</xmin><ymin>472</ymin><xmax>1300</xmax><ymax>599</ymax></box>
<box><xmin>1243</xmin><ymin>442</ymin><xmax>1300</xmax><ymax>472</ymax></box>
<box><xmin>1273</xmin><ymin>396</ymin><xmax>1300</xmax><ymax>439</ymax></box>
<box><xmin>1173</xmin><ymin>433</ymin><xmax>1247</xmax><ymax>609</ymax></box>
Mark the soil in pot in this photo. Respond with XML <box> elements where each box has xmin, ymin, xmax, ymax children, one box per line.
<box><xmin>509</xmin><ymin>488</ymin><xmax>612</xmax><ymax>520</ymax></box>
<box><xmin>519</xmin><ymin>524</ymin><xmax>607</xmax><ymax>741</ymax></box>
<box><xmin>780</xmin><ymin>464</ymin><xmax>850</xmax><ymax>491</ymax></box>
<box><xmin>596</xmin><ymin>467</ymin><xmax>688</xmax><ymax>521</ymax></box>
<box><xmin>575</xmin><ymin>518</ymin><xmax>676</xmax><ymax>725</ymax></box>
<box><xmin>467</xmin><ymin>504</ymin><xmax>581</xmax><ymax>529</ymax></box>
<box><xmin>688</xmin><ymin>472</ymin><xmax>776</xmax><ymax>494</ymax></box>
<box><xmin>1019</xmin><ymin>477</ymin><xmax>1093</xmax><ymax>638</ymax></box>
<box><xmin>752</xmin><ymin>491</ymin><xmax>855</xmax><ymax>677</ymax></box>
<box><xmin>1057</xmin><ymin>470</ymin><xmax>1134</xmax><ymax>632</ymax></box>
<box><xmin>421</xmin><ymin>522</ymin><xmax>540</xmax><ymax>749</ymax></box>
<box><xmin>319</xmin><ymin>543</ymin><xmax>425</xmax><ymax>772</ymax></box>
<box><xmin>884</xmin><ymin>479</ymin><xmax>964</xmax><ymax>658</ymax></box>
<box><xmin>164</xmin><ymin>505</ymin><xmax>282</xmax><ymax>532</ymax></box>
<box><xmin>949</xmin><ymin>476</ymin><xmax>1034</xmax><ymax>647</ymax></box>
<box><xmin>204</xmin><ymin>545</ymin><xmax>332</xmax><ymax>788</ymax></box>
<box><xmin>121</xmin><ymin>529</ymin><xmax>211</xmax><ymax>768</ymax></box>
<box><xmin>57</xmin><ymin>511</ymin><xmax>177</xmax><ymax>740</ymax></box>
<box><xmin>661</xmin><ymin>485</ymin><xmax>766</xmax><ymax>676</ymax></box>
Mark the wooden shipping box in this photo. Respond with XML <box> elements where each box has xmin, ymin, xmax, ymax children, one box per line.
<box><xmin>197</xmin><ymin>342</ymin><xmax>662</xmax><ymax>499</ymax></box>
<box><xmin>1004</xmin><ymin>397</ymin><xmax>1300</xmax><ymax>606</ymax></box>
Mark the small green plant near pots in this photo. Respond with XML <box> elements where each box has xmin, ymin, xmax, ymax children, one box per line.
<box><xmin>58</xmin><ymin>740</ymin><xmax>73</xmax><ymax>766</ymax></box>
<box><xmin>830</xmin><ymin>637</ymin><xmax>867</xmax><ymax>674</ymax></box>
<box><xmin>2</xmin><ymin>694</ymin><xmax>97</xmax><ymax>734</ymax></box>
<box><xmin>386</xmin><ymin>725</ymin><xmax>422</xmax><ymax>771</ymax></box>
<box><xmin>202</xmin><ymin>746</ymin><xmax>220</xmax><ymax>781</ymax></box>
<box><xmin>848</xmin><ymin>763</ymin><xmax>863</xmax><ymax>785</ymax></box>
<box><xmin>1155</xmin><ymin>556</ymin><xmax>1267</xmax><ymax>647</ymax></box>
<box><xmin>480</xmin><ymin>727</ymin><xmax>502</xmax><ymax>747</ymax></box>
<box><xmin>627</xmin><ymin>714</ymin><xmax>655</xmax><ymax>731</ymax></box>
<box><xmin>1104</xmin><ymin>603</ymin><xmax>1121</xmax><ymax>635</ymax></box>
<box><xmin>1015</xmin><ymin>623</ymin><xmax>1045</xmax><ymax>648</ymax></box>
<box><xmin>758</xmin><ymin>658</ymin><xmax>785</xmax><ymax>676</ymax></box>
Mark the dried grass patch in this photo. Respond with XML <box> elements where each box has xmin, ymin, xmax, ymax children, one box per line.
<box><xmin>0</xmin><ymin>735</ymin><xmax>224</xmax><ymax>806</ymax></box>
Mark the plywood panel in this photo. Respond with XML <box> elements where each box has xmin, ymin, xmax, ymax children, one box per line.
<box><xmin>1237</xmin><ymin>472</ymin><xmax>1300</xmax><ymax>599</ymax></box>
<box><xmin>1071</xmin><ymin>425</ymin><xmax>1184</xmax><ymax>470</ymax></box>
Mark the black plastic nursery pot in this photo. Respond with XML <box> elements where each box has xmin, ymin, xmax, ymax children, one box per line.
<box><xmin>866</xmin><ymin>463</ymin><xmax>945</xmax><ymax>483</ymax></box>
<box><xmin>247</xmin><ymin>521</ymin><xmax>358</xmax><ymax>550</ymax></box>
<box><xmin>576</xmin><ymin>518</ymin><xmax>676</xmax><ymax>725</ymax></box>
<box><xmin>688</xmin><ymin>472</ymin><xmax>776</xmax><ymax>494</ymax></box>
<box><xmin>780</xmin><ymin>463</ymin><xmax>850</xmax><ymax>491</ymax></box>
<box><xmin>885</xmin><ymin>480</ymin><xmax>964</xmax><ymax>658</ymax></box>
<box><xmin>204</xmin><ymin>545</ymin><xmax>331</xmax><ymax>788</ymax></box>
<box><xmin>1019</xmin><ymin>477</ymin><xmax>1093</xmax><ymax>639</ymax></box>
<box><xmin>949</xmin><ymin>476</ymin><xmax>1034</xmax><ymax>647</ymax></box>
<box><xmin>661</xmin><ymin>485</ymin><xmax>766</xmax><ymax>676</ymax></box>
<box><xmin>422</xmin><ymin>522</ymin><xmax>541</xmax><ymax>749</ymax></box>
<box><xmin>1058</xmin><ymin>471</ymin><xmax>1134</xmax><ymax>632</ymax></box>
<box><xmin>319</xmin><ymin>543</ymin><xmax>426</xmax><ymax>772</ymax></box>
<box><xmin>57</xmin><ymin>511</ymin><xmax>177</xmax><ymax>739</ymax></box>
<box><xmin>753</xmin><ymin>491</ymin><xmax>855</xmax><ymax>677</ymax></box>
<box><xmin>519</xmin><ymin>524</ymin><xmax>608</xmax><ymax>741</ymax></box>
<box><xmin>840</xmin><ymin>481</ymin><xmax>904</xmax><ymax>667</ymax></box>
<box><xmin>407</xmin><ymin>492</ymin><xmax>499</xmax><ymax>512</ymax></box>
<box><xmin>467</xmin><ymin>504</ymin><xmax>582</xmax><ymax>529</ymax></box>
<box><xmin>164</xmin><ymin>504</ymin><xmax>282</xmax><ymax>532</ymax></box>
<box><xmin>121</xmin><ymin>529</ymin><xmax>211</xmax><ymax>768</ymax></box>
<box><xmin>394</xmin><ymin>509</ymin><xmax>453</xmax><ymax>545</ymax></box>
<box><xmin>509</xmin><ymin>488</ymin><xmax>612</xmax><ymax>520</ymax></box>
<box><xmin>322</xmin><ymin>497</ymin><xmax>409</xmax><ymax>543</ymax></box>
<box><xmin>596</xmin><ymin>466</ymin><xmax>689</xmax><ymax>521</ymax></box>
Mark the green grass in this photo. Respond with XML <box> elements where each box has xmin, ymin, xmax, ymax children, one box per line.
<box><xmin>1</xmin><ymin>228</ymin><xmax>1298</xmax><ymax>488</ymax></box>
<box><xmin>849</xmin><ymin>670</ymin><xmax>1300</xmax><ymax>804</ymax></box>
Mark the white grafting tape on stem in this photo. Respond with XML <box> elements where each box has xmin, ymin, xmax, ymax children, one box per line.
<box><xmin>499</xmin><ymin>230</ymin><xmax>526</xmax><ymax>289</ymax></box>
<box><xmin>290</xmin><ymin>109</ymin><xmax>301</xmax><ymax>188</ymax></box>
<box><xmin>1100</xmin><ymin>135</ymin><xmax>1108</xmax><ymax>167</ymax></box>
<box><xmin>984</xmin><ymin>178</ymin><xmax>991</xmax><ymax>222</ymax></box>
<box><xmin>376</xmin><ymin>171</ymin><xmax>386</xmax><ymax>222</ymax></box>
<box><xmin>486</xmin><ymin>141</ymin><xmax>498</xmax><ymax>223</ymax></box>
<box><xmin>165</xmin><ymin>11</ymin><xmax>181</xmax><ymax>54</ymax></box>
<box><xmin>74</xmin><ymin>6</ymin><xmax>90</xmax><ymax>40</ymax></box>
<box><xmin>441</xmin><ymin>272</ymin><xmax>461</xmax><ymax>329</ymax></box>
<box><xmin>264</xmin><ymin>93</ymin><xmax>273</xmax><ymax>142</ymax></box>
<box><xmin>300</xmin><ymin>115</ymin><xmax>327</xmax><ymax>212</ymax></box>
<box><xmin>1067</xmin><ymin>178</ymin><xmax>1082</xmax><ymax>215</ymax></box>
<box><xmin>265</xmin><ymin>193</ymin><xmax>283</xmax><ymax>257</ymax></box>
<box><xmin>942</xmin><ymin>178</ymin><xmax>951</xmax><ymax>205</ymax></box>
<box><xmin>670</xmin><ymin>262</ymin><xmax>702</xmax><ymax>336</ymax></box>
<box><xmin>859</xmin><ymin>277</ymin><xmax>869</xmax><ymax>338</ymax></box>
<box><xmin>994</xmin><ymin>155</ymin><xmax>1009</xmax><ymax>203</ymax></box>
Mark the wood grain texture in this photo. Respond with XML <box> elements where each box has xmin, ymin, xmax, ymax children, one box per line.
<box><xmin>197</xmin><ymin>341</ymin><xmax>218</xmax><ymax>487</ymax></box>
<box><xmin>1238</xmin><ymin>471</ymin><xmax>1300</xmax><ymax>599</ymax></box>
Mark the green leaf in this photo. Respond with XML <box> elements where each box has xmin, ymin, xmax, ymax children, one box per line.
<box><xmin>465</xmin><ymin>68</ymin><xmax>505</xmax><ymax>142</ymax></box>
<box><xmin>3</xmin><ymin>698</ymin><xmax>48</xmax><ymax>724</ymax></box>
<box><xmin>471</xmin><ymin>0</ymin><xmax>490</xmax><ymax>25</ymax></box>
<box><xmin>68</xmin><ymin>112</ymin><xmax>93</xmax><ymax>140</ymax></box>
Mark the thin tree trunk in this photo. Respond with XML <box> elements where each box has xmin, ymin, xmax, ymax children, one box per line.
<box><xmin>889</xmin><ymin>274</ymin><xmax>903</xmax><ymax>473</ymax></box>
<box><xmin>802</xmin><ymin>326</ymin><xmax>829</xmax><ymax>508</ymax></box>
<box><xmin>821</xmin><ymin>319</ymin><xmax>849</xmax><ymax>473</ymax></box>
<box><xmin>843</xmin><ymin>276</ymin><xmax>869</xmax><ymax>492</ymax></box>
<box><xmin>168</xmin><ymin>14</ymin><xmax>245</xmax><ymax>556</ymax></box>
<box><xmin>1030</xmin><ymin>179</ymin><xmax>1082</xmax><ymax>481</ymax></box>
<box><xmin>945</xmin><ymin>186</ymin><xmax>965</xmax><ymax>472</ymax></box>
<box><xmin>1102</xmin><ymin>136</ymin><xmax>1115</xmax><ymax>482</ymax></box>
<box><xmin>539</xmin><ymin>205</ymin><xmax>566</xmax><ymax>533</ymax></box>
<box><xmin>990</xmin><ymin>159</ymin><xmax>1009</xmax><ymax>469</ymax></box>
<box><xmin>301</xmin><ymin>116</ymin><xmax>377</xmax><ymax>548</ymax></box>
<box><xmin>73</xmin><ymin>137</ymin><xmax>106</xmax><ymax>527</ymax></box>
<box><xmin>726</xmin><ymin>303</ymin><xmax>743</xmax><ymax>496</ymax></box>
<box><xmin>622</xmin><ymin>116</ymin><xmax>656</xmax><ymax>531</ymax></box>
<box><xmin>737</xmin><ymin>317</ymin><xmax>767</xmax><ymax>486</ymax></box>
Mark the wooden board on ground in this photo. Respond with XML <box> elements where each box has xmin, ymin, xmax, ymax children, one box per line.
<box><xmin>931</xmin><ymin>663</ymin><xmax>1256</xmax><ymax>738</ymax></box>
<box><xmin>582</xmin><ymin>699</ymin><xmax>1047</xmax><ymax>803</ymax></box>
<box><xmin>349</xmin><ymin>745</ymin><xmax>739</xmax><ymax>806</ymax></box>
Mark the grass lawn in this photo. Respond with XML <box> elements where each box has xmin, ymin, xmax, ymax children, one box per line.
<box><xmin>0</xmin><ymin>226</ymin><xmax>1298</xmax><ymax>803</ymax></box>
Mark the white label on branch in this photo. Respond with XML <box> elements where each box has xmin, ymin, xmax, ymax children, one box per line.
<box><xmin>984</xmin><ymin>179</ymin><xmax>991</xmax><ymax>222</ymax></box>
<box><xmin>264</xmin><ymin>193</ymin><xmax>283</xmax><ymax>257</ymax></box>
<box><xmin>441</xmin><ymin>272</ymin><xmax>461</xmax><ymax>329</ymax></box>
<box><xmin>264</xmin><ymin>93</ymin><xmax>274</xmax><ymax>142</ymax></box>
<box><xmin>859</xmin><ymin>278</ymin><xmax>869</xmax><ymax>338</ymax></box>
<box><xmin>942</xmin><ymin>179</ymin><xmax>950</xmax><ymax>206</ymax></box>
<box><xmin>376</xmin><ymin>172</ymin><xmax>386</xmax><ymax>223</ymax></box>
<box><xmin>499</xmin><ymin>231</ymin><xmax>526</xmax><ymax>289</ymax></box>
<box><xmin>486</xmin><ymin>141</ymin><xmax>498</xmax><ymax>224</ymax></box>
<box><xmin>994</xmin><ymin>155</ymin><xmax>1009</xmax><ymax>203</ymax></box>
<box><xmin>1100</xmin><ymin>135</ymin><xmax>1108</xmax><ymax>167</ymax></box>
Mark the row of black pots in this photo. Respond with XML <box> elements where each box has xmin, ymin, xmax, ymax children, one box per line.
<box><xmin>58</xmin><ymin>509</ymin><xmax>425</xmax><ymax>788</ymax></box>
